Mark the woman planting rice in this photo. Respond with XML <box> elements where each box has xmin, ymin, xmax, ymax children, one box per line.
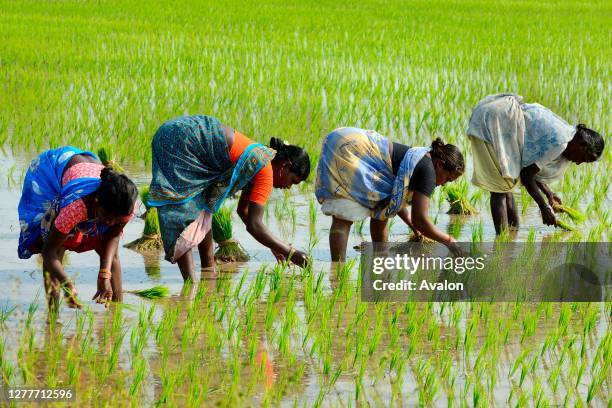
<box><xmin>316</xmin><ymin>127</ymin><xmax>465</xmax><ymax>261</ymax></box>
<box><xmin>18</xmin><ymin>147</ymin><xmax>138</xmax><ymax>310</ymax></box>
<box><xmin>467</xmin><ymin>93</ymin><xmax>605</xmax><ymax>234</ymax></box>
<box><xmin>148</xmin><ymin>115</ymin><xmax>310</xmax><ymax>281</ymax></box>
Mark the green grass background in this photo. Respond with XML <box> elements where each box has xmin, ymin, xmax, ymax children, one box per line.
<box><xmin>1</xmin><ymin>0</ymin><xmax>610</xmax><ymax>166</ymax></box>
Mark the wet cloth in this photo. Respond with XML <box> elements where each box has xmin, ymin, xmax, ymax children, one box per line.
<box><xmin>17</xmin><ymin>147</ymin><xmax>106</xmax><ymax>259</ymax></box>
<box><xmin>315</xmin><ymin>127</ymin><xmax>430</xmax><ymax>221</ymax></box>
<box><xmin>148</xmin><ymin>115</ymin><xmax>275</xmax><ymax>262</ymax></box>
<box><xmin>467</xmin><ymin>93</ymin><xmax>575</xmax><ymax>192</ymax></box>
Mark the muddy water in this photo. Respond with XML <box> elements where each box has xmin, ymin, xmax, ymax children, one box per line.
<box><xmin>0</xmin><ymin>150</ymin><xmax>603</xmax><ymax>406</ymax></box>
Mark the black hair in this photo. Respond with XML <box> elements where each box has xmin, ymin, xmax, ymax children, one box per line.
<box><xmin>97</xmin><ymin>167</ymin><xmax>139</xmax><ymax>216</ymax></box>
<box><xmin>575</xmin><ymin>124</ymin><xmax>604</xmax><ymax>160</ymax></box>
<box><xmin>430</xmin><ymin>137</ymin><xmax>465</xmax><ymax>174</ymax></box>
<box><xmin>269</xmin><ymin>137</ymin><xmax>310</xmax><ymax>181</ymax></box>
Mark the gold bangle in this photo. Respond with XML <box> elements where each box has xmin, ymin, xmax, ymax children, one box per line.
<box><xmin>98</xmin><ymin>268</ymin><xmax>112</xmax><ymax>280</ymax></box>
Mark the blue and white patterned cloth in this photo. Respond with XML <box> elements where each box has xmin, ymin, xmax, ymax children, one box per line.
<box><xmin>315</xmin><ymin>127</ymin><xmax>430</xmax><ymax>220</ymax></box>
<box><xmin>17</xmin><ymin>147</ymin><xmax>102</xmax><ymax>259</ymax></box>
<box><xmin>467</xmin><ymin>93</ymin><xmax>574</xmax><ymax>183</ymax></box>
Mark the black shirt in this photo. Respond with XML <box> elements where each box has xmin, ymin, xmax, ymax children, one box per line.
<box><xmin>392</xmin><ymin>142</ymin><xmax>436</xmax><ymax>198</ymax></box>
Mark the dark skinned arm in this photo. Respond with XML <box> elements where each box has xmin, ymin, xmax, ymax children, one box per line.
<box><xmin>410</xmin><ymin>192</ymin><xmax>453</xmax><ymax>243</ymax></box>
<box><xmin>536</xmin><ymin>180</ymin><xmax>562</xmax><ymax>207</ymax></box>
<box><xmin>397</xmin><ymin>207</ymin><xmax>419</xmax><ymax>235</ymax></box>
<box><xmin>99</xmin><ymin>223</ymin><xmax>125</xmax><ymax>270</ymax></box>
<box><xmin>237</xmin><ymin>190</ymin><xmax>250</xmax><ymax>224</ymax></box>
<box><xmin>41</xmin><ymin>227</ymin><xmax>71</xmax><ymax>285</ymax></box>
<box><xmin>244</xmin><ymin>201</ymin><xmax>308</xmax><ymax>267</ymax></box>
<box><xmin>520</xmin><ymin>164</ymin><xmax>556</xmax><ymax>225</ymax></box>
<box><xmin>92</xmin><ymin>222</ymin><xmax>125</xmax><ymax>306</ymax></box>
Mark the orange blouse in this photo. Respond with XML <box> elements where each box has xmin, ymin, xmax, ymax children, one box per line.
<box><xmin>229</xmin><ymin>131</ymin><xmax>273</xmax><ymax>205</ymax></box>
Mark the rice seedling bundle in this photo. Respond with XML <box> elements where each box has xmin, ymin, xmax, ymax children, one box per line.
<box><xmin>553</xmin><ymin>204</ymin><xmax>586</xmax><ymax>224</ymax></box>
<box><xmin>125</xmin><ymin>186</ymin><xmax>163</xmax><ymax>251</ymax></box>
<box><xmin>97</xmin><ymin>146</ymin><xmax>125</xmax><ymax>173</ymax></box>
<box><xmin>556</xmin><ymin>218</ymin><xmax>578</xmax><ymax>232</ymax></box>
<box><xmin>444</xmin><ymin>183</ymin><xmax>479</xmax><ymax>215</ymax></box>
<box><xmin>408</xmin><ymin>232</ymin><xmax>435</xmax><ymax>243</ymax></box>
<box><xmin>127</xmin><ymin>285</ymin><xmax>170</xmax><ymax>299</ymax></box>
<box><xmin>212</xmin><ymin>206</ymin><xmax>249</xmax><ymax>262</ymax></box>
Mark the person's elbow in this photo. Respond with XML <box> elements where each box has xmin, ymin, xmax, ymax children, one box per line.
<box><xmin>237</xmin><ymin>207</ymin><xmax>248</xmax><ymax>223</ymax></box>
<box><xmin>245</xmin><ymin>218</ymin><xmax>263</xmax><ymax>237</ymax></box>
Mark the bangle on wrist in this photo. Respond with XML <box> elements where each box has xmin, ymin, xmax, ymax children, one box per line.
<box><xmin>98</xmin><ymin>268</ymin><xmax>112</xmax><ymax>280</ymax></box>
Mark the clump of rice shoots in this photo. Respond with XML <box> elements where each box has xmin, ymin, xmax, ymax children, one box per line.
<box><xmin>97</xmin><ymin>146</ymin><xmax>126</xmax><ymax>173</ymax></box>
<box><xmin>553</xmin><ymin>203</ymin><xmax>586</xmax><ymax>224</ymax></box>
<box><xmin>408</xmin><ymin>232</ymin><xmax>435</xmax><ymax>243</ymax></box>
<box><xmin>212</xmin><ymin>206</ymin><xmax>249</xmax><ymax>262</ymax></box>
<box><xmin>125</xmin><ymin>186</ymin><xmax>163</xmax><ymax>251</ymax></box>
<box><xmin>127</xmin><ymin>285</ymin><xmax>170</xmax><ymax>299</ymax></box>
<box><xmin>556</xmin><ymin>218</ymin><xmax>578</xmax><ymax>232</ymax></box>
<box><xmin>444</xmin><ymin>182</ymin><xmax>479</xmax><ymax>215</ymax></box>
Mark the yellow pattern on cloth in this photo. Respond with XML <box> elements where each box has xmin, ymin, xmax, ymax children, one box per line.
<box><xmin>469</xmin><ymin>136</ymin><xmax>520</xmax><ymax>193</ymax></box>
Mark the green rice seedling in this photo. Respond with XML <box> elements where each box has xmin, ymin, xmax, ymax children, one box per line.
<box><xmin>97</xmin><ymin>146</ymin><xmax>125</xmax><ymax>173</ymax></box>
<box><xmin>212</xmin><ymin>205</ymin><xmax>249</xmax><ymax>262</ymax></box>
<box><xmin>127</xmin><ymin>285</ymin><xmax>170</xmax><ymax>299</ymax></box>
<box><xmin>556</xmin><ymin>218</ymin><xmax>578</xmax><ymax>232</ymax></box>
<box><xmin>125</xmin><ymin>186</ymin><xmax>163</xmax><ymax>251</ymax></box>
<box><xmin>444</xmin><ymin>181</ymin><xmax>479</xmax><ymax>215</ymax></box>
<box><xmin>553</xmin><ymin>203</ymin><xmax>586</xmax><ymax>224</ymax></box>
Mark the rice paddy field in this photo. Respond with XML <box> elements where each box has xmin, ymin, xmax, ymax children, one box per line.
<box><xmin>0</xmin><ymin>0</ymin><xmax>610</xmax><ymax>406</ymax></box>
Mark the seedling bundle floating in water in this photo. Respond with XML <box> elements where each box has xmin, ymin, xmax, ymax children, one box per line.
<box><xmin>125</xmin><ymin>186</ymin><xmax>164</xmax><ymax>251</ymax></box>
<box><xmin>212</xmin><ymin>206</ymin><xmax>249</xmax><ymax>263</ymax></box>
<box><xmin>127</xmin><ymin>285</ymin><xmax>170</xmax><ymax>299</ymax></box>
<box><xmin>444</xmin><ymin>182</ymin><xmax>479</xmax><ymax>215</ymax></box>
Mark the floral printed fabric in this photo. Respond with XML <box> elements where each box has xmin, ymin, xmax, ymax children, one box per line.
<box><xmin>54</xmin><ymin>162</ymin><xmax>105</xmax><ymax>234</ymax></box>
<box><xmin>17</xmin><ymin>147</ymin><xmax>103</xmax><ymax>259</ymax></box>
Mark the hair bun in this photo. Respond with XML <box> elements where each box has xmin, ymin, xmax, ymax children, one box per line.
<box><xmin>431</xmin><ymin>137</ymin><xmax>446</xmax><ymax>150</ymax></box>
<box><xmin>100</xmin><ymin>166</ymin><xmax>117</xmax><ymax>182</ymax></box>
<box><xmin>269</xmin><ymin>137</ymin><xmax>287</xmax><ymax>151</ymax></box>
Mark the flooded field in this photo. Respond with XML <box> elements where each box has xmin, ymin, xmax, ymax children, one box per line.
<box><xmin>0</xmin><ymin>151</ymin><xmax>609</xmax><ymax>406</ymax></box>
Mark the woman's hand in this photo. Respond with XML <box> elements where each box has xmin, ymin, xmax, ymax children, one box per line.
<box><xmin>445</xmin><ymin>236</ymin><xmax>465</xmax><ymax>257</ymax></box>
<box><xmin>540</xmin><ymin>205</ymin><xmax>557</xmax><ymax>226</ymax></box>
<box><xmin>289</xmin><ymin>248</ymin><xmax>309</xmax><ymax>267</ymax></box>
<box><xmin>548</xmin><ymin>194</ymin><xmax>563</xmax><ymax>208</ymax></box>
<box><xmin>63</xmin><ymin>282</ymin><xmax>83</xmax><ymax>309</ymax></box>
<box><xmin>93</xmin><ymin>277</ymin><xmax>113</xmax><ymax>307</ymax></box>
<box><xmin>271</xmin><ymin>246</ymin><xmax>309</xmax><ymax>267</ymax></box>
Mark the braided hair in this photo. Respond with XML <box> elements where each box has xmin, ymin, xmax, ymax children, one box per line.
<box><xmin>269</xmin><ymin>137</ymin><xmax>310</xmax><ymax>181</ymax></box>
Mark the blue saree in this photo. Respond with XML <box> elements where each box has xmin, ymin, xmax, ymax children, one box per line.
<box><xmin>17</xmin><ymin>146</ymin><xmax>103</xmax><ymax>259</ymax></box>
